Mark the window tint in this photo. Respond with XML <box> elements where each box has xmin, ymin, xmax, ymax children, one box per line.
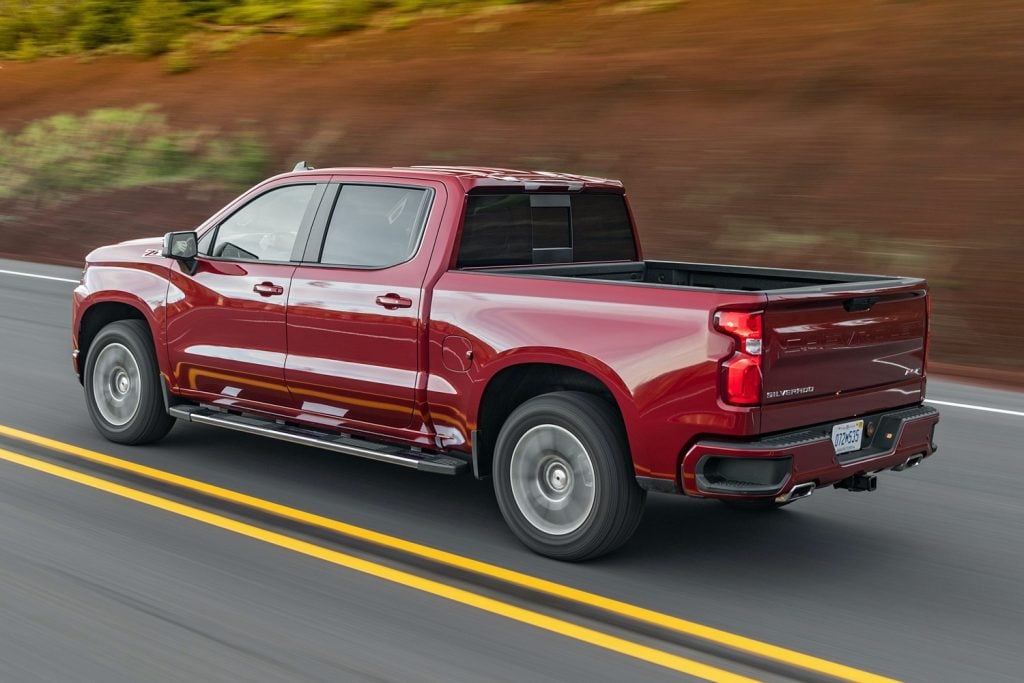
<box><xmin>569</xmin><ymin>194</ymin><xmax>637</xmax><ymax>262</ymax></box>
<box><xmin>457</xmin><ymin>193</ymin><xmax>636</xmax><ymax>268</ymax></box>
<box><xmin>209</xmin><ymin>184</ymin><xmax>315</xmax><ymax>261</ymax></box>
<box><xmin>456</xmin><ymin>195</ymin><xmax>532</xmax><ymax>267</ymax></box>
<box><xmin>320</xmin><ymin>185</ymin><xmax>431</xmax><ymax>268</ymax></box>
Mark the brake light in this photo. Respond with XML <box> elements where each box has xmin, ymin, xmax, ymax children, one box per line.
<box><xmin>714</xmin><ymin>309</ymin><xmax>763</xmax><ymax>406</ymax></box>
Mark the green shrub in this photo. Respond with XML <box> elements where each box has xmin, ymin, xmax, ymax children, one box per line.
<box><xmin>164</xmin><ymin>48</ymin><xmax>196</xmax><ymax>73</ymax></box>
<box><xmin>296</xmin><ymin>0</ymin><xmax>381</xmax><ymax>34</ymax></box>
<box><xmin>73</xmin><ymin>0</ymin><xmax>138</xmax><ymax>51</ymax></box>
<box><xmin>0</xmin><ymin>17</ymin><xmax>17</xmax><ymax>53</ymax></box>
<box><xmin>14</xmin><ymin>37</ymin><xmax>41</xmax><ymax>61</ymax></box>
<box><xmin>0</xmin><ymin>105</ymin><xmax>267</xmax><ymax>204</ymax></box>
<box><xmin>208</xmin><ymin>28</ymin><xmax>255</xmax><ymax>55</ymax></box>
<box><xmin>216</xmin><ymin>0</ymin><xmax>293</xmax><ymax>25</ymax></box>
<box><xmin>130</xmin><ymin>0</ymin><xmax>187</xmax><ymax>56</ymax></box>
<box><xmin>181</xmin><ymin>0</ymin><xmax>241</xmax><ymax>18</ymax></box>
<box><xmin>0</xmin><ymin>0</ymin><xmax>552</xmax><ymax>60</ymax></box>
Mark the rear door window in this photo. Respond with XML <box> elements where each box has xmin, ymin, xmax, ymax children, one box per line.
<box><xmin>319</xmin><ymin>184</ymin><xmax>432</xmax><ymax>268</ymax></box>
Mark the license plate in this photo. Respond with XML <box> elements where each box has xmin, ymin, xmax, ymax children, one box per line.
<box><xmin>831</xmin><ymin>419</ymin><xmax>864</xmax><ymax>455</ymax></box>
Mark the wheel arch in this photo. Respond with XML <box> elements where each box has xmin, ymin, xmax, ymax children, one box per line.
<box><xmin>472</xmin><ymin>359</ymin><xmax>635</xmax><ymax>479</ymax></box>
<box><xmin>76</xmin><ymin>300</ymin><xmax>151</xmax><ymax>384</ymax></box>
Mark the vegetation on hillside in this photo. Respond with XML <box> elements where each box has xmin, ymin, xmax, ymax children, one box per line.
<box><xmin>0</xmin><ymin>105</ymin><xmax>267</xmax><ymax>204</ymax></box>
<box><xmin>0</xmin><ymin>0</ymin><xmax>542</xmax><ymax>61</ymax></box>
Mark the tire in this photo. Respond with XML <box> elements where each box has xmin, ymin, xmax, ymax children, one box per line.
<box><xmin>492</xmin><ymin>391</ymin><xmax>645</xmax><ymax>561</ymax></box>
<box><xmin>83</xmin><ymin>319</ymin><xmax>175</xmax><ymax>445</ymax></box>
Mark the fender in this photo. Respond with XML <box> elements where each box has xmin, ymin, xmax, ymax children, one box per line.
<box><xmin>73</xmin><ymin>262</ymin><xmax>173</xmax><ymax>384</ymax></box>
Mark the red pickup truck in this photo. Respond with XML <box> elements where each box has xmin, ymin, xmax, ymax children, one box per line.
<box><xmin>72</xmin><ymin>165</ymin><xmax>939</xmax><ymax>560</ymax></box>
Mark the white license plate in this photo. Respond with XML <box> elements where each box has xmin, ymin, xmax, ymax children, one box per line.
<box><xmin>831</xmin><ymin>420</ymin><xmax>865</xmax><ymax>455</ymax></box>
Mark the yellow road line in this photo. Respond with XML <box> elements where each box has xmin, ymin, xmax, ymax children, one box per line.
<box><xmin>0</xmin><ymin>424</ymin><xmax>900</xmax><ymax>683</ymax></box>
<box><xmin>0</xmin><ymin>446</ymin><xmax>754</xmax><ymax>683</ymax></box>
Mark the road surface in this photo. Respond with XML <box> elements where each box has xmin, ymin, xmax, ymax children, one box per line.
<box><xmin>1</xmin><ymin>259</ymin><xmax>1021</xmax><ymax>682</ymax></box>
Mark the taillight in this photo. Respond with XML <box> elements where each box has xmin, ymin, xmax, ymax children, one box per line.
<box><xmin>714</xmin><ymin>309</ymin><xmax>763</xmax><ymax>406</ymax></box>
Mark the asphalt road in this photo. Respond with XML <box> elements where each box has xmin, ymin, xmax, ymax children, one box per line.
<box><xmin>1</xmin><ymin>258</ymin><xmax>1022</xmax><ymax>682</ymax></box>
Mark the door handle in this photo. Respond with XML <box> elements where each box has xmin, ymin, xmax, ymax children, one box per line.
<box><xmin>253</xmin><ymin>282</ymin><xmax>285</xmax><ymax>296</ymax></box>
<box><xmin>375</xmin><ymin>293</ymin><xmax>413</xmax><ymax>310</ymax></box>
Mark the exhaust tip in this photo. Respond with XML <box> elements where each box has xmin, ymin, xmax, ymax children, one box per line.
<box><xmin>775</xmin><ymin>482</ymin><xmax>815</xmax><ymax>503</ymax></box>
<box><xmin>892</xmin><ymin>454</ymin><xmax>925</xmax><ymax>472</ymax></box>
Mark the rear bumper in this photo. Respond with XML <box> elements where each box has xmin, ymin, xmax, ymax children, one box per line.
<box><xmin>680</xmin><ymin>404</ymin><xmax>939</xmax><ymax>500</ymax></box>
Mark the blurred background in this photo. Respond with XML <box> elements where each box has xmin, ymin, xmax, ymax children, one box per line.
<box><xmin>1</xmin><ymin>0</ymin><xmax>1021</xmax><ymax>381</ymax></box>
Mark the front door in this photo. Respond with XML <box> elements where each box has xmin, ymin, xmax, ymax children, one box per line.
<box><xmin>166</xmin><ymin>180</ymin><xmax>326</xmax><ymax>410</ymax></box>
<box><xmin>286</xmin><ymin>180</ymin><xmax>440</xmax><ymax>431</ymax></box>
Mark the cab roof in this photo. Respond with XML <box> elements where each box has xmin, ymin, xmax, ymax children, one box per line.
<box><xmin>288</xmin><ymin>165</ymin><xmax>624</xmax><ymax>193</ymax></box>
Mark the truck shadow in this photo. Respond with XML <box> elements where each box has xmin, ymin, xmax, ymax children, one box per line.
<box><xmin>159</xmin><ymin>423</ymin><xmax>920</xmax><ymax>586</ymax></box>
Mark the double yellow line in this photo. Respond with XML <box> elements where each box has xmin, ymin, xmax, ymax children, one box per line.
<box><xmin>0</xmin><ymin>424</ymin><xmax>899</xmax><ymax>683</ymax></box>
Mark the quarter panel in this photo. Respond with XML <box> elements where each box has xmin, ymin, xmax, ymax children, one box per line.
<box><xmin>428</xmin><ymin>271</ymin><xmax>763</xmax><ymax>479</ymax></box>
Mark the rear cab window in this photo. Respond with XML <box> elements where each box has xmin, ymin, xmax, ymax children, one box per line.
<box><xmin>456</xmin><ymin>193</ymin><xmax>637</xmax><ymax>268</ymax></box>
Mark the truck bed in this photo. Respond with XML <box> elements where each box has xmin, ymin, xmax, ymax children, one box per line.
<box><xmin>454</xmin><ymin>257</ymin><xmax>930</xmax><ymax>424</ymax></box>
<box><xmin>463</xmin><ymin>260</ymin><xmax>920</xmax><ymax>293</ymax></box>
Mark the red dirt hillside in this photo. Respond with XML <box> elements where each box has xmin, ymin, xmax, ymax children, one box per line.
<box><xmin>2</xmin><ymin>0</ymin><xmax>1023</xmax><ymax>376</ymax></box>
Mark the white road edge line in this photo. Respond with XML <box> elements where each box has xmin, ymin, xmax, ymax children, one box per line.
<box><xmin>0</xmin><ymin>269</ymin><xmax>79</xmax><ymax>284</ymax></box>
<box><xmin>925</xmin><ymin>399</ymin><xmax>1024</xmax><ymax>418</ymax></box>
<box><xmin>3</xmin><ymin>266</ymin><xmax>1022</xmax><ymax>418</ymax></box>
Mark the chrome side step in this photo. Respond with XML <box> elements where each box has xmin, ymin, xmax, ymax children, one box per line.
<box><xmin>169</xmin><ymin>406</ymin><xmax>468</xmax><ymax>475</ymax></box>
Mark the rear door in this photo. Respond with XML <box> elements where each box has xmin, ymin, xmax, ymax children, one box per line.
<box><xmin>166</xmin><ymin>179</ymin><xmax>328</xmax><ymax>408</ymax></box>
<box><xmin>760</xmin><ymin>281</ymin><xmax>929</xmax><ymax>407</ymax></box>
<box><xmin>285</xmin><ymin>178</ymin><xmax>442</xmax><ymax>431</ymax></box>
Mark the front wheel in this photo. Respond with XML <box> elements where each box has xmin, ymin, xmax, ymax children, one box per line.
<box><xmin>83</xmin><ymin>319</ymin><xmax>175</xmax><ymax>445</ymax></box>
<box><xmin>492</xmin><ymin>392</ymin><xmax>645</xmax><ymax>561</ymax></box>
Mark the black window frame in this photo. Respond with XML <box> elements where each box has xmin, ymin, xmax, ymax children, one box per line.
<box><xmin>302</xmin><ymin>181</ymin><xmax>435</xmax><ymax>270</ymax></box>
<box><xmin>200</xmin><ymin>182</ymin><xmax>328</xmax><ymax>265</ymax></box>
<box><xmin>455</xmin><ymin>190</ymin><xmax>637</xmax><ymax>269</ymax></box>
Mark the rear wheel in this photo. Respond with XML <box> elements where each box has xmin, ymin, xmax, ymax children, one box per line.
<box><xmin>492</xmin><ymin>391</ymin><xmax>645</xmax><ymax>561</ymax></box>
<box><xmin>83</xmin><ymin>320</ymin><xmax>174</xmax><ymax>445</ymax></box>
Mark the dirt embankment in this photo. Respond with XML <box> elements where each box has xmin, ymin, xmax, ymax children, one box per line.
<box><xmin>2</xmin><ymin>0</ymin><xmax>1023</xmax><ymax>379</ymax></box>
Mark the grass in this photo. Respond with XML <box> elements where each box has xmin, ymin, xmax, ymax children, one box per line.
<box><xmin>0</xmin><ymin>0</ymin><xmax>551</xmax><ymax>62</ymax></box>
<box><xmin>0</xmin><ymin>105</ymin><xmax>267</xmax><ymax>205</ymax></box>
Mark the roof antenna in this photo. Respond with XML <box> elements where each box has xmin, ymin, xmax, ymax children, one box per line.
<box><xmin>292</xmin><ymin>161</ymin><xmax>315</xmax><ymax>171</ymax></box>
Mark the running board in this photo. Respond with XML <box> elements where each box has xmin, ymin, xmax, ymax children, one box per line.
<box><xmin>168</xmin><ymin>406</ymin><xmax>468</xmax><ymax>475</ymax></box>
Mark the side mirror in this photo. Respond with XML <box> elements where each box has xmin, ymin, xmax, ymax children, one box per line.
<box><xmin>162</xmin><ymin>231</ymin><xmax>199</xmax><ymax>274</ymax></box>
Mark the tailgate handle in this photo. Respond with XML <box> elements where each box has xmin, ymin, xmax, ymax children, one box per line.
<box><xmin>844</xmin><ymin>296</ymin><xmax>879</xmax><ymax>312</ymax></box>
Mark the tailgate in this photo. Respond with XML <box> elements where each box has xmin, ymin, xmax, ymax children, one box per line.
<box><xmin>761</xmin><ymin>280</ymin><xmax>929</xmax><ymax>404</ymax></box>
